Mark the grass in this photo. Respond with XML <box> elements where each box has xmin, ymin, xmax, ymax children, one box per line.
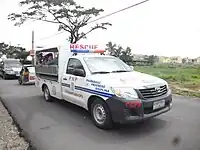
<box><xmin>134</xmin><ymin>64</ymin><xmax>200</xmax><ymax>97</ymax></box>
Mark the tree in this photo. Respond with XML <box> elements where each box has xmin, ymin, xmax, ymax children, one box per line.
<box><xmin>6</xmin><ymin>45</ymin><xmax>26</xmax><ymax>58</ymax></box>
<box><xmin>0</xmin><ymin>43</ymin><xmax>9</xmax><ymax>55</ymax></box>
<box><xmin>106</xmin><ymin>42</ymin><xmax>133</xmax><ymax>64</ymax></box>
<box><xmin>15</xmin><ymin>51</ymin><xmax>29</xmax><ymax>61</ymax></box>
<box><xmin>115</xmin><ymin>46</ymin><xmax>123</xmax><ymax>58</ymax></box>
<box><xmin>120</xmin><ymin>47</ymin><xmax>133</xmax><ymax>64</ymax></box>
<box><xmin>106</xmin><ymin>42</ymin><xmax>123</xmax><ymax>57</ymax></box>
<box><xmin>147</xmin><ymin>55</ymin><xmax>158</xmax><ymax>65</ymax></box>
<box><xmin>106</xmin><ymin>42</ymin><xmax>117</xmax><ymax>56</ymax></box>
<box><xmin>8</xmin><ymin>0</ymin><xmax>112</xmax><ymax>43</ymax></box>
<box><xmin>182</xmin><ymin>58</ymin><xmax>186</xmax><ymax>64</ymax></box>
<box><xmin>0</xmin><ymin>42</ymin><xmax>28</xmax><ymax>60</ymax></box>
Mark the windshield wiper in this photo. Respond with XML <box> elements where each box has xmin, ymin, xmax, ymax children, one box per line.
<box><xmin>92</xmin><ymin>71</ymin><xmax>110</xmax><ymax>74</ymax></box>
<box><xmin>111</xmin><ymin>70</ymin><xmax>130</xmax><ymax>73</ymax></box>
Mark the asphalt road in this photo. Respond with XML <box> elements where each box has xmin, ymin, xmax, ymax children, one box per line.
<box><xmin>0</xmin><ymin>79</ymin><xmax>200</xmax><ymax>150</ymax></box>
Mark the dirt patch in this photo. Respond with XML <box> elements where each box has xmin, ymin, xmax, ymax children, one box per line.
<box><xmin>170</xmin><ymin>83</ymin><xmax>200</xmax><ymax>98</ymax></box>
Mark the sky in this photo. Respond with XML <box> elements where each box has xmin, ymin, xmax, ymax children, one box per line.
<box><xmin>0</xmin><ymin>0</ymin><xmax>200</xmax><ymax>58</ymax></box>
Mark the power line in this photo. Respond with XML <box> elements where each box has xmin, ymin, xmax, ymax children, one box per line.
<box><xmin>39</xmin><ymin>31</ymin><xmax>64</xmax><ymax>41</ymax></box>
<box><xmin>87</xmin><ymin>0</ymin><xmax>150</xmax><ymax>24</ymax></box>
<box><xmin>37</xmin><ymin>0</ymin><xmax>150</xmax><ymax>41</ymax></box>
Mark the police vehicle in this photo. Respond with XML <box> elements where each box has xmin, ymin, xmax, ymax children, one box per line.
<box><xmin>35</xmin><ymin>43</ymin><xmax>172</xmax><ymax>129</ymax></box>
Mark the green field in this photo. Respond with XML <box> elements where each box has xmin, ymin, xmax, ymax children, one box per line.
<box><xmin>134</xmin><ymin>64</ymin><xmax>200</xmax><ymax>97</ymax></box>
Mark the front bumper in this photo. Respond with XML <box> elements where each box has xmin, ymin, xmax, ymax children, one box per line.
<box><xmin>106</xmin><ymin>89</ymin><xmax>172</xmax><ymax>124</ymax></box>
<box><xmin>5</xmin><ymin>71</ymin><xmax>20</xmax><ymax>77</ymax></box>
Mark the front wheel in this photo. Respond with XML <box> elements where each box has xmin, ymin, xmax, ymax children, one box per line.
<box><xmin>18</xmin><ymin>77</ymin><xmax>22</xmax><ymax>85</ymax></box>
<box><xmin>3</xmin><ymin>73</ymin><xmax>8</xmax><ymax>80</ymax></box>
<box><xmin>90</xmin><ymin>98</ymin><xmax>113</xmax><ymax>130</ymax></box>
<box><xmin>43</xmin><ymin>86</ymin><xmax>53</xmax><ymax>102</ymax></box>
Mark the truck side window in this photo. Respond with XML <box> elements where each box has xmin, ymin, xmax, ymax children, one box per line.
<box><xmin>66</xmin><ymin>58</ymin><xmax>85</xmax><ymax>76</ymax></box>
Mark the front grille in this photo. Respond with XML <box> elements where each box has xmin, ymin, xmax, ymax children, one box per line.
<box><xmin>139</xmin><ymin>85</ymin><xmax>167</xmax><ymax>99</ymax></box>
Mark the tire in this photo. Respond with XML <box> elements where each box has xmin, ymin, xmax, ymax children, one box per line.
<box><xmin>3</xmin><ymin>73</ymin><xmax>8</xmax><ymax>80</ymax></box>
<box><xmin>43</xmin><ymin>85</ymin><xmax>53</xmax><ymax>102</ymax></box>
<box><xmin>18</xmin><ymin>78</ymin><xmax>22</xmax><ymax>85</ymax></box>
<box><xmin>90</xmin><ymin>98</ymin><xmax>113</xmax><ymax>130</ymax></box>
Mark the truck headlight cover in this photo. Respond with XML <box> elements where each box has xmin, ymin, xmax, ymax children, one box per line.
<box><xmin>5</xmin><ymin>68</ymin><xmax>13</xmax><ymax>71</ymax></box>
<box><xmin>5</xmin><ymin>68</ymin><xmax>14</xmax><ymax>74</ymax></box>
<box><xmin>165</xmin><ymin>81</ymin><xmax>169</xmax><ymax>89</ymax></box>
<box><xmin>111</xmin><ymin>87</ymin><xmax>139</xmax><ymax>99</ymax></box>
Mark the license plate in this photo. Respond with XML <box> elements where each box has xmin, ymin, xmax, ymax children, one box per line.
<box><xmin>16</xmin><ymin>73</ymin><xmax>20</xmax><ymax>76</ymax></box>
<box><xmin>153</xmin><ymin>100</ymin><xmax>165</xmax><ymax>110</ymax></box>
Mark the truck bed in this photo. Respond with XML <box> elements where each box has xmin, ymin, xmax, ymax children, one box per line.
<box><xmin>35</xmin><ymin>65</ymin><xmax>58</xmax><ymax>82</ymax></box>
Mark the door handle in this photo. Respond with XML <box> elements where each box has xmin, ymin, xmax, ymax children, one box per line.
<box><xmin>63</xmin><ymin>78</ymin><xmax>67</xmax><ymax>80</ymax></box>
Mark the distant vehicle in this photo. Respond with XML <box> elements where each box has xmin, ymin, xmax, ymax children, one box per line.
<box><xmin>18</xmin><ymin>65</ymin><xmax>36</xmax><ymax>85</ymax></box>
<box><xmin>0</xmin><ymin>59</ymin><xmax>22</xmax><ymax>79</ymax></box>
<box><xmin>35</xmin><ymin>44</ymin><xmax>172</xmax><ymax>130</ymax></box>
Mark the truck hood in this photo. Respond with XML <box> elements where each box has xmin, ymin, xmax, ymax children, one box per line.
<box><xmin>5</xmin><ymin>67</ymin><xmax>22</xmax><ymax>72</ymax></box>
<box><xmin>11</xmin><ymin>67</ymin><xmax>22</xmax><ymax>72</ymax></box>
<box><xmin>89</xmin><ymin>71</ymin><xmax>167</xmax><ymax>89</ymax></box>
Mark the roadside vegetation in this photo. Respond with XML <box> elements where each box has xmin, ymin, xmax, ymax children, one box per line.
<box><xmin>135</xmin><ymin>64</ymin><xmax>200</xmax><ymax>97</ymax></box>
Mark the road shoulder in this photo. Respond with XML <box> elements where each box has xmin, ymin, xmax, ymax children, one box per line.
<box><xmin>0</xmin><ymin>98</ymin><xmax>29</xmax><ymax>149</ymax></box>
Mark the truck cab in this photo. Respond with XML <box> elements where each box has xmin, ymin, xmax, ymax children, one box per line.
<box><xmin>35</xmin><ymin>44</ymin><xmax>172</xmax><ymax>129</ymax></box>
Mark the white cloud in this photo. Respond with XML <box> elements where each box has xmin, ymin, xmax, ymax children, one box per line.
<box><xmin>0</xmin><ymin>0</ymin><xmax>200</xmax><ymax>58</ymax></box>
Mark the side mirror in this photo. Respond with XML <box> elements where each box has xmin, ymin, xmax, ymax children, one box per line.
<box><xmin>130</xmin><ymin>66</ymin><xmax>134</xmax><ymax>70</ymax></box>
<box><xmin>73</xmin><ymin>69</ymin><xmax>85</xmax><ymax>77</ymax></box>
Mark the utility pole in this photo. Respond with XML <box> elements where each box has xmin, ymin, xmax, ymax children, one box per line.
<box><xmin>8</xmin><ymin>41</ymin><xmax>11</xmax><ymax>58</ymax></box>
<box><xmin>32</xmin><ymin>30</ymin><xmax>34</xmax><ymax>52</ymax></box>
<box><xmin>31</xmin><ymin>30</ymin><xmax>35</xmax><ymax>65</ymax></box>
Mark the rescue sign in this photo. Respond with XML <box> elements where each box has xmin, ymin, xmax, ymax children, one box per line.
<box><xmin>70</xmin><ymin>44</ymin><xmax>105</xmax><ymax>53</ymax></box>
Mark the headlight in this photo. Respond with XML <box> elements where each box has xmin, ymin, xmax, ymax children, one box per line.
<box><xmin>165</xmin><ymin>81</ymin><xmax>169</xmax><ymax>89</ymax></box>
<box><xmin>111</xmin><ymin>87</ymin><xmax>138</xmax><ymax>99</ymax></box>
<box><xmin>4</xmin><ymin>68</ymin><xmax>13</xmax><ymax>71</ymax></box>
<box><xmin>4</xmin><ymin>68</ymin><xmax>14</xmax><ymax>74</ymax></box>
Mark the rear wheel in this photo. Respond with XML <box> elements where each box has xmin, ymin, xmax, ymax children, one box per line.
<box><xmin>43</xmin><ymin>85</ymin><xmax>53</xmax><ymax>102</ymax></box>
<box><xmin>90</xmin><ymin>98</ymin><xmax>113</xmax><ymax>130</ymax></box>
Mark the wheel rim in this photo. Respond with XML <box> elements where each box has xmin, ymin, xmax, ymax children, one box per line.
<box><xmin>93</xmin><ymin>104</ymin><xmax>106</xmax><ymax>125</ymax></box>
<box><xmin>44</xmin><ymin>88</ymin><xmax>49</xmax><ymax>100</ymax></box>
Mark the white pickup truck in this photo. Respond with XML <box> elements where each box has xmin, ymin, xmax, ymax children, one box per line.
<box><xmin>35</xmin><ymin>44</ymin><xmax>172</xmax><ymax>129</ymax></box>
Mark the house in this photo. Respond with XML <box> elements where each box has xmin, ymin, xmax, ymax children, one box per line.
<box><xmin>196</xmin><ymin>57</ymin><xmax>200</xmax><ymax>64</ymax></box>
<box><xmin>183</xmin><ymin>57</ymin><xmax>193</xmax><ymax>64</ymax></box>
<box><xmin>170</xmin><ymin>56</ymin><xmax>182</xmax><ymax>64</ymax></box>
<box><xmin>132</xmin><ymin>54</ymin><xmax>146</xmax><ymax>61</ymax></box>
<box><xmin>192</xmin><ymin>56</ymin><xmax>200</xmax><ymax>64</ymax></box>
<box><xmin>158</xmin><ymin>56</ymin><xmax>183</xmax><ymax>64</ymax></box>
<box><xmin>158</xmin><ymin>56</ymin><xmax>171</xmax><ymax>63</ymax></box>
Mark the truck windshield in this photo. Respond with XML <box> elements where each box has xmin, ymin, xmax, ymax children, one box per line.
<box><xmin>83</xmin><ymin>57</ymin><xmax>132</xmax><ymax>74</ymax></box>
<box><xmin>4</xmin><ymin>61</ymin><xmax>22</xmax><ymax>68</ymax></box>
